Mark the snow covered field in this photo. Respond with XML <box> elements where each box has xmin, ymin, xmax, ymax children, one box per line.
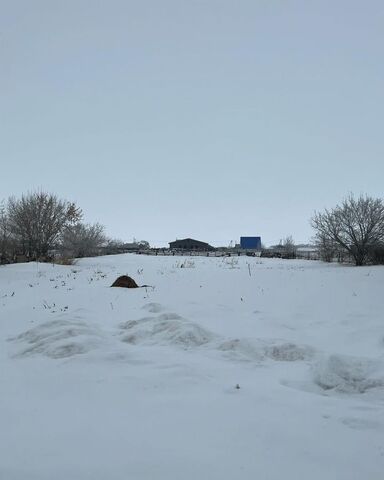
<box><xmin>1</xmin><ymin>254</ymin><xmax>384</xmax><ymax>480</ymax></box>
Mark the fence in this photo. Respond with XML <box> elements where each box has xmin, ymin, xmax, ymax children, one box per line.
<box><xmin>138</xmin><ymin>249</ymin><xmax>262</xmax><ymax>258</ymax></box>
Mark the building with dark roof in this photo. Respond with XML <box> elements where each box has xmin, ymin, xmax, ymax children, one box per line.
<box><xmin>169</xmin><ymin>238</ymin><xmax>215</xmax><ymax>252</ymax></box>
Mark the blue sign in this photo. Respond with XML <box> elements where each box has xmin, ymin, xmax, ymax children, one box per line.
<box><xmin>240</xmin><ymin>237</ymin><xmax>261</xmax><ymax>250</ymax></box>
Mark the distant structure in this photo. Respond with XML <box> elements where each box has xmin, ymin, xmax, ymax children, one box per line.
<box><xmin>169</xmin><ymin>238</ymin><xmax>215</xmax><ymax>252</ymax></box>
<box><xmin>100</xmin><ymin>241</ymin><xmax>150</xmax><ymax>256</ymax></box>
<box><xmin>240</xmin><ymin>236</ymin><xmax>262</xmax><ymax>250</ymax></box>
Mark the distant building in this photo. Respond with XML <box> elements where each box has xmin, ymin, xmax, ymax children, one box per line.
<box><xmin>169</xmin><ymin>238</ymin><xmax>215</xmax><ymax>251</ymax></box>
<box><xmin>240</xmin><ymin>237</ymin><xmax>262</xmax><ymax>250</ymax></box>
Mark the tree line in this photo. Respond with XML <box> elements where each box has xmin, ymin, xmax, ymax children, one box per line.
<box><xmin>1</xmin><ymin>191</ymin><xmax>383</xmax><ymax>267</ymax></box>
<box><xmin>0</xmin><ymin>191</ymin><xmax>116</xmax><ymax>264</ymax></box>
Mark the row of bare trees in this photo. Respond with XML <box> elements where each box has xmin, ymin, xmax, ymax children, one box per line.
<box><xmin>0</xmin><ymin>191</ymin><xmax>109</xmax><ymax>264</ymax></box>
<box><xmin>2</xmin><ymin>191</ymin><xmax>382</xmax><ymax>267</ymax></box>
<box><xmin>311</xmin><ymin>194</ymin><xmax>384</xmax><ymax>266</ymax></box>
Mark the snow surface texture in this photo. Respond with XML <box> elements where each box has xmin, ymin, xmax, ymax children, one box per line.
<box><xmin>1</xmin><ymin>255</ymin><xmax>384</xmax><ymax>479</ymax></box>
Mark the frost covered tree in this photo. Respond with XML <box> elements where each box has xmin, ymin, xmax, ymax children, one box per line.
<box><xmin>60</xmin><ymin>222</ymin><xmax>106</xmax><ymax>258</ymax></box>
<box><xmin>137</xmin><ymin>240</ymin><xmax>150</xmax><ymax>249</ymax></box>
<box><xmin>104</xmin><ymin>238</ymin><xmax>125</xmax><ymax>254</ymax></box>
<box><xmin>311</xmin><ymin>194</ymin><xmax>384</xmax><ymax>266</ymax></box>
<box><xmin>282</xmin><ymin>236</ymin><xmax>296</xmax><ymax>257</ymax></box>
<box><xmin>0</xmin><ymin>201</ymin><xmax>12</xmax><ymax>262</ymax></box>
<box><xmin>7</xmin><ymin>191</ymin><xmax>82</xmax><ymax>259</ymax></box>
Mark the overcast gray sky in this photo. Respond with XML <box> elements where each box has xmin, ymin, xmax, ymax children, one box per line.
<box><xmin>1</xmin><ymin>0</ymin><xmax>383</xmax><ymax>247</ymax></box>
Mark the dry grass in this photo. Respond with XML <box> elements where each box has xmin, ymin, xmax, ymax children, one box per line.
<box><xmin>52</xmin><ymin>256</ymin><xmax>77</xmax><ymax>266</ymax></box>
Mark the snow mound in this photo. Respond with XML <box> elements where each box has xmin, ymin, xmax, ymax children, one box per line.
<box><xmin>120</xmin><ymin>313</ymin><xmax>215</xmax><ymax>348</ymax></box>
<box><xmin>314</xmin><ymin>354</ymin><xmax>384</xmax><ymax>393</ymax></box>
<box><xmin>218</xmin><ymin>338</ymin><xmax>265</xmax><ymax>362</ymax></box>
<box><xmin>218</xmin><ymin>338</ymin><xmax>314</xmax><ymax>363</ymax></box>
<box><xmin>141</xmin><ymin>302</ymin><xmax>164</xmax><ymax>313</ymax></box>
<box><xmin>9</xmin><ymin>319</ymin><xmax>103</xmax><ymax>359</ymax></box>
<box><xmin>265</xmin><ymin>342</ymin><xmax>315</xmax><ymax>362</ymax></box>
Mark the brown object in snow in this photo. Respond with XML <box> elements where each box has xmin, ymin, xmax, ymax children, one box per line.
<box><xmin>111</xmin><ymin>275</ymin><xmax>139</xmax><ymax>288</ymax></box>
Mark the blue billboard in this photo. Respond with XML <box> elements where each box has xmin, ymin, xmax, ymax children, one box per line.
<box><xmin>240</xmin><ymin>236</ymin><xmax>261</xmax><ymax>250</ymax></box>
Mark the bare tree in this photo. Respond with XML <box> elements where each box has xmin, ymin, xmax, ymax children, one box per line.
<box><xmin>269</xmin><ymin>236</ymin><xmax>296</xmax><ymax>259</ymax></box>
<box><xmin>61</xmin><ymin>222</ymin><xmax>106</xmax><ymax>258</ymax></box>
<box><xmin>282</xmin><ymin>235</ymin><xmax>296</xmax><ymax>258</ymax></box>
<box><xmin>7</xmin><ymin>191</ymin><xmax>82</xmax><ymax>260</ymax></box>
<box><xmin>311</xmin><ymin>194</ymin><xmax>384</xmax><ymax>266</ymax></box>
<box><xmin>0</xmin><ymin>201</ymin><xmax>11</xmax><ymax>263</ymax></box>
<box><xmin>137</xmin><ymin>240</ymin><xmax>150</xmax><ymax>249</ymax></box>
<box><xmin>313</xmin><ymin>233</ymin><xmax>339</xmax><ymax>263</ymax></box>
<box><xmin>103</xmin><ymin>238</ymin><xmax>125</xmax><ymax>255</ymax></box>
